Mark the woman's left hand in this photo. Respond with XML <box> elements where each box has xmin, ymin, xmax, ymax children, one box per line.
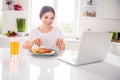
<box><xmin>56</xmin><ymin>38</ymin><xmax>65</xmax><ymax>50</ymax></box>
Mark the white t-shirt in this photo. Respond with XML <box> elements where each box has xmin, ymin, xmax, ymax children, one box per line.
<box><xmin>27</xmin><ymin>27</ymin><xmax>63</xmax><ymax>50</ymax></box>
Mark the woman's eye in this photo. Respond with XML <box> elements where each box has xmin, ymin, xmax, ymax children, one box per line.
<box><xmin>44</xmin><ymin>16</ymin><xmax>54</xmax><ymax>20</ymax></box>
<box><xmin>51</xmin><ymin>17</ymin><xmax>54</xmax><ymax>19</ymax></box>
<box><xmin>45</xmin><ymin>16</ymin><xmax>48</xmax><ymax>19</ymax></box>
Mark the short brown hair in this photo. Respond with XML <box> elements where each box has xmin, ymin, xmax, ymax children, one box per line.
<box><xmin>39</xmin><ymin>6</ymin><xmax>55</xmax><ymax>19</ymax></box>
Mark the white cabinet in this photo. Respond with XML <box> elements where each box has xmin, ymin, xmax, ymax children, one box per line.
<box><xmin>2</xmin><ymin>0</ymin><xmax>30</xmax><ymax>35</ymax></box>
<box><xmin>109</xmin><ymin>42</ymin><xmax>120</xmax><ymax>56</ymax></box>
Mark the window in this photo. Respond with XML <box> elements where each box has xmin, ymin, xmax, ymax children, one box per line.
<box><xmin>0</xmin><ymin>0</ymin><xmax>2</xmax><ymax>34</ymax></box>
<box><xmin>30</xmin><ymin>0</ymin><xmax>79</xmax><ymax>37</ymax></box>
<box><xmin>55</xmin><ymin>0</ymin><xmax>77</xmax><ymax>36</ymax></box>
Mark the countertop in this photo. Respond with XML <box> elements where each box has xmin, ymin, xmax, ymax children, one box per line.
<box><xmin>0</xmin><ymin>48</ymin><xmax>120</xmax><ymax>80</ymax></box>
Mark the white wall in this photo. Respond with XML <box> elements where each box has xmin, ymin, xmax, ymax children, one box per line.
<box><xmin>78</xmin><ymin>0</ymin><xmax>120</xmax><ymax>32</ymax></box>
<box><xmin>96</xmin><ymin>0</ymin><xmax>120</xmax><ymax>18</ymax></box>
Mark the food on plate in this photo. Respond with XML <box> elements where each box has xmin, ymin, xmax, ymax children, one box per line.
<box><xmin>31</xmin><ymin>48</ymin><xmax>52</xmax><ymax>54</ymax></box>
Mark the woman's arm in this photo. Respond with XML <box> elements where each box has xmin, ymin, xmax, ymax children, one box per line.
<box><xmin>23</xmin><ymin>40</ymin><xmax>34</xmax><ymax>49</ymax></box>
<box><xmin>23</xmin><ymin>38</ymin><xmax>42</xmax><ymax>49</ymax></box>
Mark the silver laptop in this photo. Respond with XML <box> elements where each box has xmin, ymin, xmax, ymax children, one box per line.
<box><xmin>58</xmin><ymin>32</ymin><xmax>112</xmax><ymax>66</ymax></box>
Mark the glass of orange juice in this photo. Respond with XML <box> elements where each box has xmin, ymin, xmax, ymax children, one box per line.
<box><xmin>10</xmin><ymin>38</ymin><xmax>19</xmax><ymax>57</ymax></box>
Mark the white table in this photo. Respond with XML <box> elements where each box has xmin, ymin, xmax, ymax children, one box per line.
<box><xmin>0</xmin><ymin>48</ymin><xmax>120</xmax><ymax>80</ymax></box>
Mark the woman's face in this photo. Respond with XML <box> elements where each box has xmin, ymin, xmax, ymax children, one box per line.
<box><xmin>41</xmin><ymin>12</ymin><xmax>55</xmax><ymax>27</ymax></box>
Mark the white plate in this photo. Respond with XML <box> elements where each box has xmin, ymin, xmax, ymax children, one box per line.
<box><xmin>29</xmin><ymin>49</ymin><xmax>56</xmax><ymax>56</ymax></box>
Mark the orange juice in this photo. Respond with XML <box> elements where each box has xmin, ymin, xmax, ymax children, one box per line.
<box><xmin>10</xmin><ymin>41</ymin><xmax>19</xmax><ymax>56</ymax></box>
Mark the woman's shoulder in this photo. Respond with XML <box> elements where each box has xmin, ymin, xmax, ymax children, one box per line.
<box><xmin>30</xmin><ymin>27</ymin><xmax>39</xmax><ymax>33</ymax></box>
<box><xmin>52</xmin><ymin>26</ymin><xmax>63</xmax><ymax>36</ymax></box>
<box><xmin>53</xmin><ymin>26</ymin><xmax>61</xmax><ymax>32</ymax></box>
<box><xmin>27</xmin><ymin>27</ymin><xmax>39</xmax><ymax>38</ymax></box>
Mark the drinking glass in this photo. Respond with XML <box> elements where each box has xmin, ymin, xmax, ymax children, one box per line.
<box><xmin>16</xmin><ymin>18</ymin><xmax>26</xmax><ymax>32</ymax></box>
<box><xmin>10</xmin><ymin>38</ymin><xmax>19</xmax><ymax>58</ymax></box>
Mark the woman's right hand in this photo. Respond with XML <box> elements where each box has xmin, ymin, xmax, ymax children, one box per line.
<box><xmin>56</xmin><ymin>38</ymin><xmax>65</xmax><ymax>50</ymax></box>
<box><xmin>33</xmin><ymin>38</ymin><xmax>43</xmax><ymax>47</ymax></box>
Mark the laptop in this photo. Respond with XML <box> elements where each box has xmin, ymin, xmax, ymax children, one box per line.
<box><xmin>58</xmin><ymin>32</ymin><xmax>112</xmax><ymax>66</ymax></box>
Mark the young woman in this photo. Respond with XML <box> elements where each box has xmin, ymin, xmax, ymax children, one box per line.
<box><xmin>23</xmin><ymin>6</ymin><xmax>65</xmax><ymax>50</ymax></box>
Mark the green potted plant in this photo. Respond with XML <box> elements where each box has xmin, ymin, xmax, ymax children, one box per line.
<box><xmin>108</xmin><ymin>31</ymin><xmax>117</xmax><ymax>41</ymax></box>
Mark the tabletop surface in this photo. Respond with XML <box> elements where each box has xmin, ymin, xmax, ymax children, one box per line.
<box><xmin>0</xmin><ymin>48</ymin><xmax>120</xmax><ymax>80</ymax></box>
